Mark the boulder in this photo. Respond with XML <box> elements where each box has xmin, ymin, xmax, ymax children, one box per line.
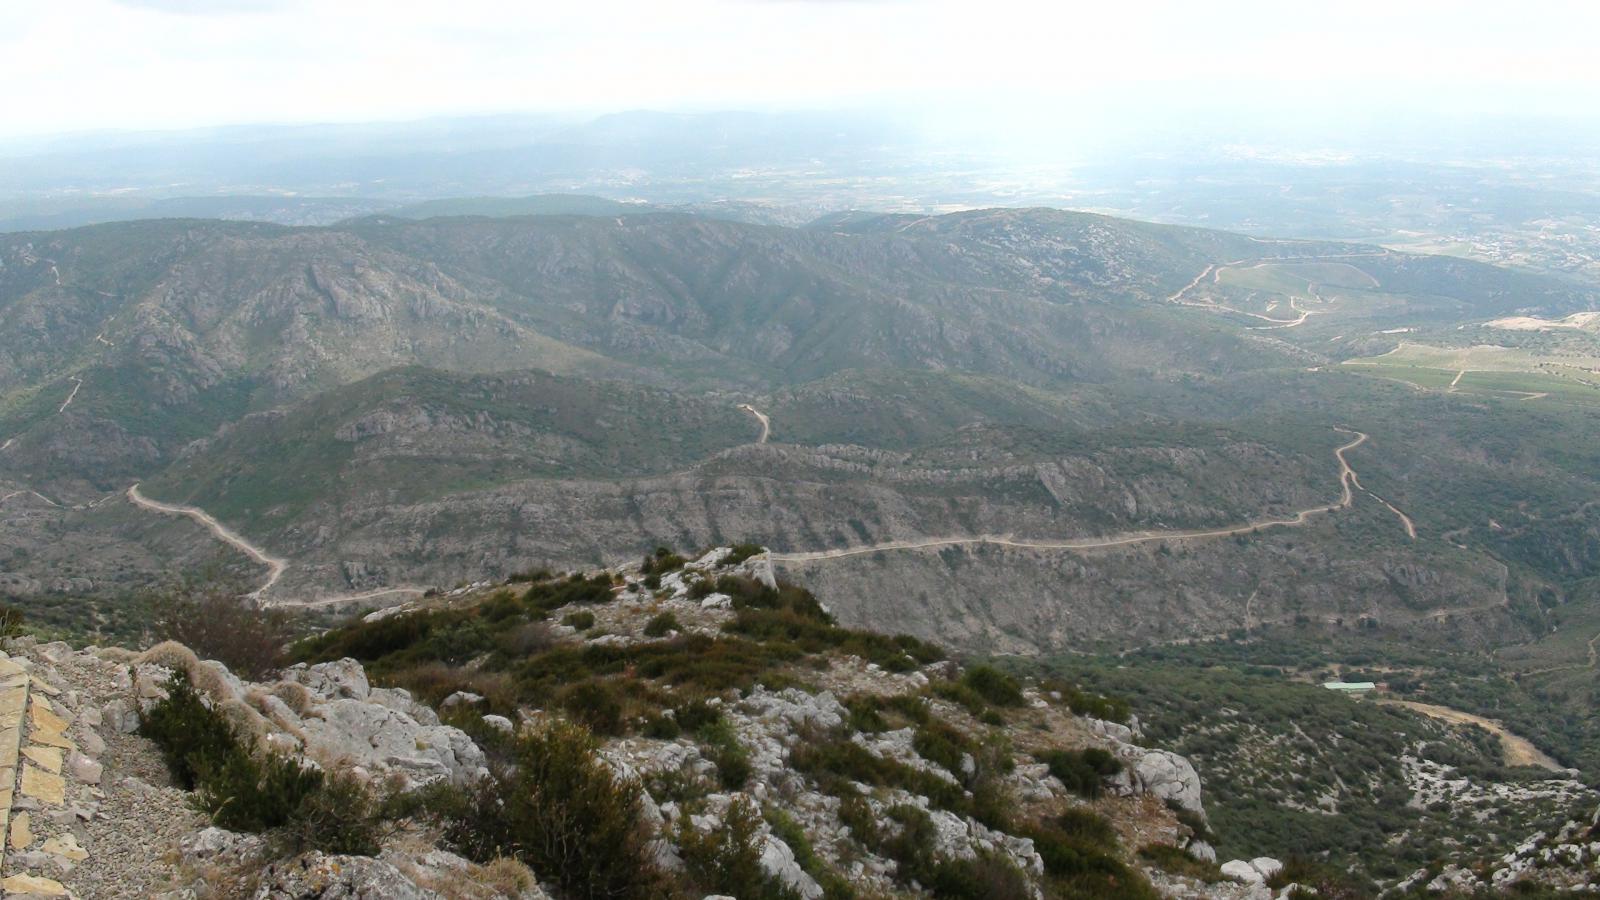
<box><xmin>758</xmin><ymin>834</ymin><xmax>823</xmax><ymax>900</ymax></box>
<box><xmin>1222</xmin><ymin>859</ymin><xmax>1265</xmax><ymax>884</ymax></box>
<box><xmin>1250</xmin><ymin>857</ymin><xmax>1283</xmax><ymax>880</ymax></box>
<box><xmin>1134</xmin><ymin>749</ymin><xmax>1204</xmax><ymax>815</ymax></box>
<box><xmin>296</xmin><ymin>698</ymin><xmax>486</xmax><ymax>788</ymax></box>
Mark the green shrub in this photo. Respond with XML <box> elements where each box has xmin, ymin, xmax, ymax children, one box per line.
<box><xmin>929</xmin><ymin>680</ymin><xmax>990</xmax><ymax>717</ymax></box>
<box><xmin>139</xmin><ymin>673</ymin><xmax>243</xmax><ymax>790</ymax></box>
<box><xmin>723</xmin><ymin>543</ymin><xmax>765</xmax><ymax>566</ymax></box>
<box><xmin>1137</xmin><ymin>844</ymin><xmax>1224</xmax><ymax>884</ymax></box>
<box><xmin>1055</xmin><ymin>808</ymin><xmax>1119</xmax><ymax>850</ymax></box>
<box><xmin>640</xmin><ymin>714</ymin><xmax>681</xmax><ymax>739</ymax></box>
<box><xmin>506</xmin><ymin>569</ymin><xmax>555</xmax><ymax>584</ymax></box>
<box><xmin>640</xmin><ymin>547</ymin><xmax>687</xmax><ymax>578</ymax></box>
<box><xmin>0</xmin><ymin>603</ymin><xmax>24</xmax><ymax>640</ymax></box>
<box><xmin>912</xmin><ymin>717</ymin><xmax>976</xmax><ymax>777</ymax></box>
<box><xmin>1043</xmin><ymin>748</ymin><xmax>1124</xmax><ymax>799</ymax></box>
<box><xmin>139</xmin><ymin>673</ymin><xmax>382</xmax><ymax>851</ymax></box>
<box><xmin>836</xmin><ymin>791</ymin><xmax>879</xmax><ymax>846</ymax></box>
<box><xmin>194</xmin><ymin>742</ymin><xmax>326</xmax><ymax>833</ymax></box>
<box><xmin>792</xmin><ymin>739</ymin><xmax>965</xmax><ymax>813</ymax></box>
<box><xmin>672</xmin><ymin>699</ymin><xmax>723</xmax><ymax>733</ymax></box>
<box><xmin>269</xmin><ymin>769</ymin><xmax>385</xmax><ymax>857</ymax></box>
<box><xmin>725</xmin><ymin>607</ymin><xmax>937</xmax><ymax>673</ymax></box>
<box><xmin>643</xmin><ymin>612</ymin><xmax>681</xmax><ymax>638</ymax></box>
<box><xmin>696</xmin><ymin>716</ymin><xmax>753</xmax><ymax>789</ymax></box>
<box><xmin>961</xmin><ymin>665</ymin><xmax>1025</xmax><ymax>707</ymax></box>
<box><xmin>679</xmin><ymin>797</ymin><xmax>800</xmax><ymax>900</ymax></box>
<box><xmin>526</xmin><ymin>573</ymin><xmax>615</xmax><ymax>611</ymax></box>
<box><xmin>436</xmin><ymin>720</ymin><xmax>667</xmax><ymax>900</ymax></box>
<box><xmin>1041</xmin><ymin>678</ymin><xmax>1132</xmax><ymax>724</ymax></box>
<box><xmin>923</xmin><ymin>853</ymin><xmax>1034</xmax><ymax>900</ymax></box>
<box><xmin>844</xmin><ymin>695</ymin><xmax>889</xmax><ymax>733</ymax></box>
<box><xmin>562</xmin><ymin>611</ymin><xmax>597</xmax><ymax>631</ymax></box>
<box><xmin>558</xmin><ymin>680</ymin><xmax>626</xmax><ymax>736</ymax></box>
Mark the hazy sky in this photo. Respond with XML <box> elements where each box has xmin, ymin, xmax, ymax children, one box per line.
<box><xmin>4</xmin><ymin>0</ymin><xmax>1599</xmax><ymax>140</ymax></box>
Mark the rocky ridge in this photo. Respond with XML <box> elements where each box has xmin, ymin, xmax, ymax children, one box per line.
<box><xmin>0</xmin><ymin>547</ymin><xmax>1297</xmax><ymax>898</ymax></box>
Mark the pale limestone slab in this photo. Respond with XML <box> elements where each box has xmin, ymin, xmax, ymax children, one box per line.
<box><xmin>27</xmin><ymin>730</ymin><xmax>72</xmax><ymax>752</ymax></box>
<box><xmin>0</xmin><ymin>735</ymin><xmax>19</xmax><ymax>769</ymax></box>
<box><xmin>0</xmin><ymin>658</ymin><xmax>25</xmax><ymax>678</ymax></box>
<box><xmin>19</xmin><ymin>764</ymin><xmax>65</xmax><ymax>805</ymax></box>
<box><xmin>20</xmin><ymin>746</ymin><xmax>61</xmax><ymax>774</ymax></box>
<box><xmin>28</xmin><ymin>680</ymin><xmax>59</xmax><ymax>697</ymax></box>
<box><xmin>41</xmin><ymin>833</ymin><xmax>87</xmax><ymax>861</ymax></box>
<box><xmin>8</xmin><ymin>810</ymin><xmax>30</xmax><ymax>849</ymax></box>
<box><xmin>27</xmin><ymin>701</ymin><xmax>67</xmax><ymax>735</ymax></box>
<box><xmin>0</xmin><ymin>688</ymin><xmax>26</xmax><ymax>717</ymax></box>
<box><xmin>0</xmin><ymin>872</ymin><xmax>69</xmax><ymax>896</ymax></box>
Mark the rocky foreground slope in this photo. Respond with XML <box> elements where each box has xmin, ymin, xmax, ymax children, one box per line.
<box><xmin>0</xmin><ymin>548</ymin><xmax>1591</xmax><ymax>898</ymax></box>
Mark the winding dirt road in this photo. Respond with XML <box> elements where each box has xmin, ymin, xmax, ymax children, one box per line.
<box><xmin>127</xmin><ymin>484</ymin><xmax>288</xmax><ymax>599</ymax></box>
<box><xmin>57</xmin><ymin>377</ymin><xmax>82</xmax><ymax>414</ymax></box>
<box><xmin>1378</xmin><ymin>700</ymin><xmax>1566</xmax><ymax>771</ymax></box>
<box><xmin>772</xmin><ymin>428</ymin><xmax>1375</xmax><ymax>563</ymax></box>
<box><xmin>125</xmin><ymin>484</ymin><xmax>427</xmax><ymax>608</ymax></box>
<box><xmin>738</xmin><ymin>404</ymin><xmax>771</xmax><ymax>444</ymax></box>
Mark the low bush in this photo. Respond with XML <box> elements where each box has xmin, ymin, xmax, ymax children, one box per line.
<box><xmin>696</xmin><ymin>716</ymin><xmax>753</xmax><ymax>789</ymax></box>
<box><xmin>643</xmin><ymin>612</ymin><xmax>680</xmax><ymax>638</ymax></box>
<box><xmin>723</xmin><ymin>543</ymin><xmax>765</xmax><ymax>566</ymax></box>
<box><xmin>434</xmin><ymin>720</ymin><xmax>667</xmax><ymax>900</ymax></box>
<box><xmin>961</xmin><ymin>665</ymin><xmax>1025</xmax><ymax>707</ymax></box>
<box><xmin>929</xmin><ymin>680</ymin><xmax>990</xmax><ymax>717</ymax></box>
<box><xmin>562</xmin><ymin>611</ymin><xmax>597</xmax><ymax>631</ymax></box>
<box><xmin>1021</xmin><ymin>807</ymin><xmax>1159</xmax><ymax>900</ymax></box>
<box><xmin>140</xmin><ymin>673</ymin><xmax>381</xmax><ymax>851</ymax></box>
<box><xmin>1047</xmin><ymin>679</ymin><xmax>1133</xmax><ymax>724</ymax></box>
<box><xmin>558</xmin><ymin>679</ymin><xmax>627</xmax><ymax>736</ymax></box>
<box><xmin>679</xmin><ymin>797</ymin><xmax>800</xmax><ymax>900</ymax></box>
<box><xmin>525</xmin><ymin>573</ymin><xmax>615</xmax><ymax>611</ymax></box>
<box><xmin>155</xmin><ymin>582</ymin><xmax>294</xmax><ymax>680</ymax></box>
<box><xmin>506</xmin><ymin>568</ymin><xmax>555</xmax><ymax>584</ymax></box>
<box><xmin>792</xmin><ymin>738</ymin><xmax>965</xmax><ymax>813</ymax></box>
<box><xmin>640</xmin><ymin>547</ymin><xmax>687</xmax><ymax>578</ymax></box>
<box><xmin>1042</xmin><ymin>747</ymin><xmax>1124</xmax><ymax>799</ymax></box>
<box><xmin>1137</xmin><ymin>844</ymin><xmax>1224</xmax><ymax>883</ymax></box>
<box><xmin>912</xmin><ymin>717</ymin><xmax>977</xmax><ymax>778</ymax></box>
<box><xmin>0</xmin><ymin>603</ymin><xmax>25</xmax><ymax>640</ymax></box>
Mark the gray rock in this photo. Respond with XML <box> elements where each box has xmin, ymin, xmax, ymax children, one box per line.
<box><xmin>66</xmin><ymin>751</ymin><xmax>102</xmax><ymax>784</ymax></box>
<box><xmin>1134</xmin><ymin>749</ymin><xmax>1204</xmax><ymax>815</ymax></box>
<box><xmin>1250</xmin><ymin>857</ymin><xmax>1283</xmax><ymax>880</ymax></box>
<box><xmin>296</xmin><ymin>698</ymin><xmax>485</xmax><ymax>789</ymax></box>
<box><xmin>1222</xmin><ymin>859</ymin><xmax>1265</xmax><ymax>884</ymax></box>
<box><xmin>253</xmin><ymin>852</ymin><xmax>440</xmax><ymax>899</ymax></box>
<box><xmin>180</xmin><ymin>827</ymin><xmax>265</xmax><ymax>866</ymax></box>
<box><xmin>102</xmin><ymin>698</ymin><xmax>139</xmax><ymax>734</ymax></box>
<box><xmin>758</xmin><ymin>834</ymin><xmax>823</xmax><ymax>899</ymax></box>
<box><xmin>285</xmin><ymin>658</ymin><xmax>371</xmax><ymax>700</ymax></box>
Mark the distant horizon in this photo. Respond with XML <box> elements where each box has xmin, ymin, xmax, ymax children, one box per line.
<box><xmin>7</xmin><ymin>0</ymin><xmax>1600</xmax><ymax>151</ymax></box>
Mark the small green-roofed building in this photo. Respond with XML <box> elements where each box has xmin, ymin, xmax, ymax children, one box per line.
<box><xmin>1322</xmin><ymin>681</ymin><xmax>1377</xmax><ymax>693</ymax></box>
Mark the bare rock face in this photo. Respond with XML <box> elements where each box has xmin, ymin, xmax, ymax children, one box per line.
<box><xmin>274</xmin><ymin>660</ymin><xmax>487</xmax><ymax>788</ymax></box>
<box><xmin>253</xmin><ymin>852</ymin><xmax>440</xmax><ymax>900</ymax></box>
